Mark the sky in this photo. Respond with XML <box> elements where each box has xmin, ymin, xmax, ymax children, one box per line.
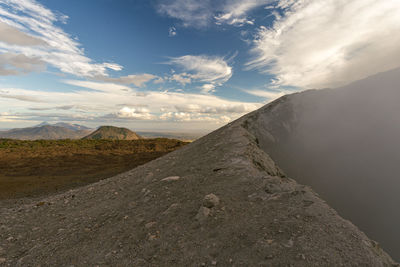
<box><xmin>0</xmin><ymin>0</ymin><xmax>399</xmax><ymax>132</ymax></box>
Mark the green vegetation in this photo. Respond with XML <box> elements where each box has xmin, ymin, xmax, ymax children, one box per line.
<box><xmin>0</xmin><ymin>138</ymin><xmax>184</xmax><ymax>151</ymax></box>
<box><xmin>0</xmin><ymin>138</ymin><xmax>187</xmax><ymax>199</ymax></box>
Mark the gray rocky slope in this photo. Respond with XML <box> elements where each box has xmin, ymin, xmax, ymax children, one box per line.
<box><xmin>0</xmin><ymin>94</ymin><xmax>398</xmax><ymax>266</ymax></box>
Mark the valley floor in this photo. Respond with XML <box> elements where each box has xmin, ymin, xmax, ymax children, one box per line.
<box><xmin>0</xmin><ymin>139</ymin><xmax>187</xmax><ymax>200</ymax></box>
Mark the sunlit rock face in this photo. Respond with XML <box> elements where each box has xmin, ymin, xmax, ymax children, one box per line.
<box><xmin>245</xmin><ymin>67</ymin><xmax>400</xmax><ymax>261</ymax></box>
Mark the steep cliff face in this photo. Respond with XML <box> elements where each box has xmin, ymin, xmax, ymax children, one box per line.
<box><xmin>0</xmin><ymin>97</ymin><xmax>396</xmax><ymax>265</ymax></box>
<box><xmin>244</xmin><ymin>68</ymin><xmax>400</xmax><ymax>261</ymax></box>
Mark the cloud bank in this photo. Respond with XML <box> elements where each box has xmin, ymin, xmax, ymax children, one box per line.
<box><xmin>157</xmin><ymin>0</ymin><xmax>272</xmax><ymax>27</ymax></box>
<box><xmin>247</xmin><ymin>0</ymin><xmax>400</xmax><ymax>88</ymax></box>
<box><xmin>0</xmin><ymin>0</ymin><xmax>122</xmax><ymax>77</ymax></box>
<box><xmin>0</xmin><ymin>85</ymin><xmax>260</xmax><ymax>126</ymax></box>
<box><xmin>167</xmin><ymin>55</ymin><xmax>233</xmax><ymax>91</ymax></box>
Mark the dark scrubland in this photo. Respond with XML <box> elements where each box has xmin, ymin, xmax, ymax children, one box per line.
<box><xmin>0</xmin><ymin>138</ymin><xmax>187</xmax><ymax>199</ymax></box>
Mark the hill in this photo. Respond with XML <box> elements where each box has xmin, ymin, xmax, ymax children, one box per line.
<box><xmin>83</xmin><ymin>125</ymin><xmax>141</xmax><ymax>140</ymax></box>
<box><xmin>0</xmin><ymin>125</ymin><xmax>91</xmax><ymax>140</ymax></box>
<box><xmin>0</xmin><ymin>70</ymin><xmax>398</xmax><ymax>265</ymax></box>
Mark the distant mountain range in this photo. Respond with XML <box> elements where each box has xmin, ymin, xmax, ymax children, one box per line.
<box><xmin>0</xmin><ymin>123</ymin><xmax>198</xmax><ymax>141</ymax></box>
<box><xmin>36</xmin><ymin>122</ymin><xmax>92</xmax><ymax>131</ymax></box>
<box><xmin>82</xmin><ymin>126</ymin><xmax>141</xmax><ymax>140</ymax></box>
<box><xmin>0</xmin><ymin>124</ymin><xmax>92</xmax><ymax>140</ymax></box>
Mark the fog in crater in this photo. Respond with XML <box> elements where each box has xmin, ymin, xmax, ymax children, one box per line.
<box><xmin>247</xmin><ymin>67</ymin><xmax>400</xmax><ymax>260</ymax></box>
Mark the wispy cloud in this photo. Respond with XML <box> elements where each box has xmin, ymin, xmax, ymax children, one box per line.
<box><xmin>0</xmin><ymin>52</ymin><xmax>45</xmax><ymax>75</ymax></box>
<box><xmin>0</xmin><ymin>85</ymin><xmax>260</xmax><ymax>125</ymax></box>
<box><xmin>63</xmin><ymin>80</ymin><xmax>133</xmax><ymax>93</ymax></box>
<box><xmin>0</xmin><ymin>21</ymin><xmax>45</xmax><ymax>46</ymax></box>
<box><xmin>247</xmin><ymin>0</ymin><xmax>400</xmax><ymax>88</ymax></box>
<box><xmin>215</xmin><ymin>0</ymin><xmax>272</xmax><ymax>26</ymax></box>
<box><xmin>104</xmin><ymin>107</ymin><xmax>155</xmax><ymax>120</ymax></box>
<box><xmin>0</xmin><ymin>89</ymin><xmax>44</xmax><ymax>102</ymax></box>
<box><xmin>157</xmin><ymin>0</ymin><xmax>212</xmax><ymax>28</ymax></box>
<box><xmin>157</xmin><ymin>0</ymin><xmax>271</xmax><ymax>27</ymax></box>
<box><xmin>0</xmin><ymin>0</ymin><xmax>122</xmax><ymax>77</ymax></box>
<box><xmin>167</xmin><ymin>55</ymin><xmax>233</xmax><ymax>90</ymax></box>
<box><xmin>244</xmin><ymin>89</ymin><xmax>288</xmax><ymax>100</ymax></box>
<box><xmin>160</xmin><ymin>111</ymin><xmax>231</xmax><ymax>124</ymax></box>
<box><xmin>168</xmin><ymin>26</ymin><xmax>177</xmax><ymax>37</ymax></box>
<box><xmin>99</xmin><ymin>73</ymin><xmax>160</xmax><ymax>87</ymax></box>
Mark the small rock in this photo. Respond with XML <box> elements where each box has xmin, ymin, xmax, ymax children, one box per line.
<box><xmin>145</xmin><ymin>222</ymin><xmax>157</xmax><ymax>229</ymax></box>
<box><xmin>161</xmin><ymin>176</ymin><xmax>180</xmax><ymax>182</ymax></box>
<box><xmin>283</xmin><ymin>239</ymin><xmax>294</xmax><ymax>248</ymax></box>
<box><xmin>195</xmin><ymin>206</ymin><xmax>211</xmax><ymax>222</ymax></box>
<box><xmin>203</xmin><ymin>194</ymin><xmax>220</xmax><ymax>208</ymax></box>
<box><xmin>297</xmin><ymin>253</ymin><xmax>306</xmax><ymax>260</ymax></box>
<box><xmin>36</xmin><ymin>201</ymin><xmax>45</xmax><ymax>207</ymax></box>
<box><xmin>144</xmin><ymin>172</ymin><xmax>154</xmax><ymax>182</ymax></box>
<box><xmin>163</xmin><ymin>203</ymin><xmax>179</xmax><ymax>215</ymax></box>
<box><xmin>142</xmin><ymin>189</ymin><xmax>151</xmax><ymax>197</ymax></box>
<box><xmin>211</xmin><ymin>260</ymin><xmax>217</xmax><ymax>265</ymax></box>
<box><xmin>148</xmin><ymin>234</ymin><xmax>157</xmax><ymax>241</ymax></box>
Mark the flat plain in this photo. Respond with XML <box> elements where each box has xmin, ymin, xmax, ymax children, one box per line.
<box><xmin>0</xmin><ymin>138</ymin><xmax>187</xmax><ymax>200</ymax></box>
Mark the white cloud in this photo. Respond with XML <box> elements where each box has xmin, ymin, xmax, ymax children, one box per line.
<box><xmin>0</xmin><ymin>85</ymin><xmax>260</xmax><ymax>127</ymax></box>
<box><xmin>247</xmin><ymin>0</ymin><xmax>400</xmax><ymax>88</ymax></box>
<box><xmin>113</xmin><ymin>107</ymin><xmax>154</xmax><ymax>120</ymax></box>
<box><xmin>157</xmin><ymin>0</ymin><xmax>271</xmax><ymax>27</ymax></box>
<box><xmin>0</xmin><ymin>0</ymin><xmax>122</xmax><ymax>77</ymax></box>
<box><xmin>100</xmin><ymin>73</ymin><xmax>160</xmax><ymax>87</ymax></box>
<box><xmin>201</xmin><ymin>83</ymin><xmax>216</xmax><ymax>93</ymax></box>
<box><xmin>0</xmin><ymin>21</ymin><xmax>45</xmax><ymax>46</ymax></box>
<box><xmin>174</xmin><ymin>103</ymin><xmax>255</xmax><ymax>114</ymax></box>
<box><xmin>167</xmin><ymin>55</ymin><xmax>233</xmax><ymax>89</ymax></box>
<box><xmin>168</xmin><ymin>26</ymin><xmax>177</xmax><ymax>37</ymax></box>
<box><xmin>157</xmin><ymin>0</ymin><xmax>212</xmax><ymax>28</ymax></box>
<box><xmin>0</xmin><ymin>52</ymin><xmax>45</xmax><ymax>75</ymax></box>
<box><xmin>244</xmin><ymin>89</ymin><xmax>291</xmax><ymax>100</ymax></box>
<box><xmin>170</xmin><ymin>73</ymin><xmax>192</xmax><ymax>85</ymax></box>
<box><xmin>63</xmin><ymin>80</ymin><xmax>133</xmax><ymax>93</ymax></box>
<box><xmin>160</xmin><ymin>111</ymin><xmax>231</xmax><ymax>124</ymax></box>
<box><xmin>215</xmin><ymin>0</ymin><xmax>272</xmax><ymax>26</ymax></box>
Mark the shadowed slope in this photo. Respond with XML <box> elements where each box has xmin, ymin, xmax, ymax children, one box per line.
<box><xmin>0</xmin><ymin>101</ymin><xmax>396</xmax><ymax>265</ymax></box>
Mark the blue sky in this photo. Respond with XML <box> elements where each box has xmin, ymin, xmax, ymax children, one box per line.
<box><xmin>1</xmin><ymin>0</ymin><xmax>400</xmax><ymax>132</ymax></box>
